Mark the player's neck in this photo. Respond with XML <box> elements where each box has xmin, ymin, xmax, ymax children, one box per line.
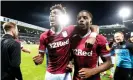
<box><xmin>6</xmin><ymin>32</ymin><xmax>17</xmax><ymax>39</ymax></box>
<box><xmin>79</xmin><ymin>28</ymin><xmax>91</xmax><ymax>37</ymax></box>
<box><xmin>6</xmin><ymin>32</ymin><xmax>14</xmax><ymax>37</ymax></box>
<box><xmin>51</xmin><ymin>26</ymin><xmax>62</xmax><ymax>34</ymax></box>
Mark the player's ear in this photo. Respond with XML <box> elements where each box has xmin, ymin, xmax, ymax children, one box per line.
<box><xmin>90</xmin><ymin>20</ymin><xmax>92</xmax><ymax>25</ymax></box>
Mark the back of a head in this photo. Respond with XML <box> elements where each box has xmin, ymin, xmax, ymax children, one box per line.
<box><xmin>2</xmin><ymin>22</ymin><xmax>16</xmax><ymax>33</ymax></box>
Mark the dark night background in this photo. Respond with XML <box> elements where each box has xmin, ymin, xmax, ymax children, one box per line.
<box><xmin>1</xmin><ymin>1</ymin><xmax>133</xmax><ymax>29</ymax></box>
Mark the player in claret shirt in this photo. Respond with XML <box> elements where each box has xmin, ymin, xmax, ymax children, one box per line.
<box><xmin>33</xmin><ymin>4</ymin><xmax>73</xmax><ymax>80</ymax></box>
<box><xmin>71</xmin><ymin>10</ymin><xmax>112</xmax><ymax>80</ymax></box>
<box><xmin>33</xmin><ymin>4</ymin><xmax>99</xmax><ymax>80</ymax></box>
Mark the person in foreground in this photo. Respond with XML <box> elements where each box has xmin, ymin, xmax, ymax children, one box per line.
<box><xmin>71</xmin><ymin>10</ymin><xmax>112</xmax><ymax>80</ymax></box>
<box><xmin>1</xmin><ymin>22</ymin><xmax>22</xmax><ymax>80</ymax></box>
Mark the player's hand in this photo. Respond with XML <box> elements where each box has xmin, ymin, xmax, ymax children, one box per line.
<box><xmin>66</xmin><ymin>61</ymin><xmax>73</xmax><ymax>72</ymax></box>
<box><xmin>85</xmin><ymin>37</ymin><xmax>96</xmax><ymax>48</ymax></box>
<box><xmin>78</xmin><ymin>68</ymin><xmax>95</xmax><ymax>79</ymax></box>
<box><xmin>33</xmin><ymin>54</ymin><xmax>44</xmax><ymax>65</ymax></box>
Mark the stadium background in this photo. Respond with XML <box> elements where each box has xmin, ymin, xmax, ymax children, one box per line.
<box><xmin>0</xmin><ymin>16</ymin><xmax>133</xmax><ymax>80</ymax></box>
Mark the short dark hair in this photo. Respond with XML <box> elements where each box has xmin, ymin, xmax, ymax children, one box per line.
<box><xmin>50</xmin><ymin>4</ymin><xmax>66</xmax><ymax>14</ymax></box>
<box><xmin>78</xmin><ymin>10</ymin><xmax>93</xmax><ymax>20</ymax></box>
<box><xmin>3</xmin><ymin>22</ymin><xmax>16</xmax><ymax>32</ymax></box>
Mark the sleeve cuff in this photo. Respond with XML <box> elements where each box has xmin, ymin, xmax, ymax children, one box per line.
<box><xmin>102</xmin><ymin>53</ymin><xmax>111</xmax><ymax>57</ymax></box>
<box><xmin>39</xmin><ymin>50</ymin><xmax>45</xmax><ymax>53</ymax></box>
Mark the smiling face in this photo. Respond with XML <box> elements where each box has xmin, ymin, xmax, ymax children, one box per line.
<box><xmin>114</xmin><ymin>32</ymin><xmax>124</xmax><ymax>43</ymax></box>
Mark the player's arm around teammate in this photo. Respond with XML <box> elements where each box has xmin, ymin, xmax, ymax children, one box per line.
<box><xmin>85</xmin><ymin>25</ymin><xmax>99</xmax><ymax>48</ymax></box>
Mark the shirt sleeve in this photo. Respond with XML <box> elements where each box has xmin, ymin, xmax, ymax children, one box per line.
<box><xmin>39</xmin><ymin>33</ymin><xmax>47</xmax><ymax>53</ymax></box>
<box><xmin>97</xmin><ymin>35</ymin><xmax>110</xmax><ymax>57</ymax></box>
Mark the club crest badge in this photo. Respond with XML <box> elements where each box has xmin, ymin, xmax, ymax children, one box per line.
<box><xmin>62</xmin><ymin>31</ymin><xmax>68</xmax><ymax>37</ymax></box>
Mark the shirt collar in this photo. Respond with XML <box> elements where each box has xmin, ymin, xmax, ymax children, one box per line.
<box><xmin>2</xmin><ymin>34</ymin><xmax>15</xmax><ymax>39</ymax></box>
<box><xmin>79</xmin><ymin>30</ymin><xmax>91</xmax><ymax>38</ymax></box>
